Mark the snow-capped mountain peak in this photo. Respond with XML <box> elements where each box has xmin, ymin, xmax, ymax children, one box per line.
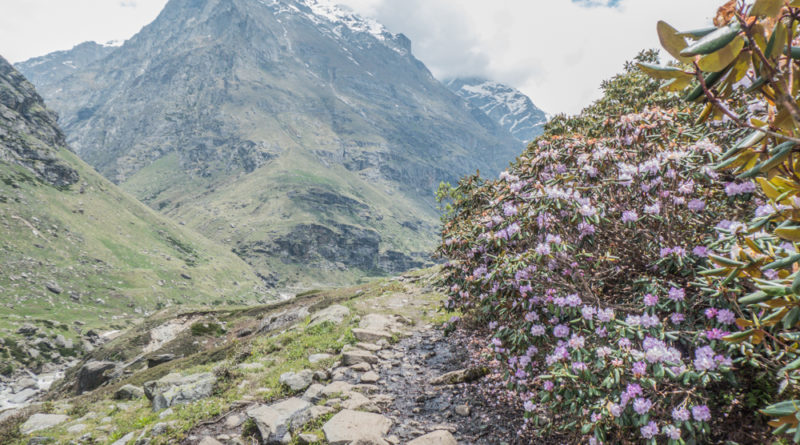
<box><xmin>446</xmin><ymin>77</ymin><xmax>547</xmax><ymax>144</ymax></box>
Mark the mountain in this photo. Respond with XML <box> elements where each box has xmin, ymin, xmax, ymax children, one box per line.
<box><xmin>0</xmin><ymin>55</ymin><xmax>263</xmax><ymax>377</ymax></box>
<box><xmin>445</xmin><ymin>77</ymin><xmax>547</xmax><ymax>144</ymax></box>
<box><xmin>16</xmin><ymin>0</ymin><xmax>524</xmax><ymax>288</ymax></box>
<box><xmin>14</xmin><ymin>41</ymin><xmax>117</xmax><ymax>89</ymax></box>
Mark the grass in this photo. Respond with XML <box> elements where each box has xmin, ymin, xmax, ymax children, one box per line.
<box><xmin>0</xmin><ymin>148</ymin><xmax>263</xmax><ymax>372</ymax></box>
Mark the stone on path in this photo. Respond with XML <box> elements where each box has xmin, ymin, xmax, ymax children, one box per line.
<box><xmin>322</xmin><ymin>409</ymin><xmax>392</xmax><ymax>445</ymax></box>
<box><xmin>342</xmin><ymin>350</ymin><xmax>378</xmax><ymax>366</ymax></box>
<box><xmin>246</xmin><ymin>397</ymin><xmax>311</xmax><ymax>444</ymax></box>
<box><xmin>308</xmin><ymin>305</ymin><xmax>350</xmax><ymax>328</ymax></box>
<box><xmin>455</xmin><ymin>405</ymin><xmax>470</xmax><ymax>417</ymax></box>
<box><xmin>279</xmin><ymin>369</ymin><xmax>314</xmax><ymax>392</ymax></box>
<box><xmin>407</xmin><ymin>430</ymin><xmax>458</xmax><ymax>445</ymax></box>
<box><xmin>20</xmin><ymin>413</ymin><xmax>69</xmax><ymax>435</ymax></box>
<box><xmin>298</xmin><ymin>432</ymin><xmax>320</xmax><ymax>444</ymax></box>
<box><xmin>360</xmin><ymin>371</ymin><xmax>380</xmax><ymax>383</ymax></box>
<box><xmin>198</xmin><ymin>437</ymin><xmax>224</xmax><ymax>445</ymax></box>
<box><xmin>352</xmin><ymin>328</ymin><xmax>393</xmax><ymax>343</ymax></box>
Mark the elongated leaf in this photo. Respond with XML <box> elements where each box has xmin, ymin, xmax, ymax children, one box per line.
<box><xmin>751</xmin><ymin>0</ymin><xmax>784</xmax><ymax>17</ymax></box>
<box><xmin>776</xmin><ymin>226</ymin><xmax>800</xmax><ymax>242</ymax></box>
<box><xmin>762</xmin><ymin>400</ymin><xmax>800</xmax><ymax>417</ymax></box>
<box><xmin>637</xmin><ymin>63</ymin><xmax>692</xmax><ymax>80</ymax></box>
<box><xmin>767</xmin><ymin>21</ymin><xmax>788</xmax><ymax>59</ymax></box>
<box><xmin>657</xmin><ymin>21</ymin><xmax>693</xmax><ymax>63</ymax></box>
<box><xmin>698</xmin><ymin>35</ymin><xmax>746</xmax><ymax>72</ymax></box>
<box><xmin>677</xmin><ymin>27</ymin><xmax>717</xmax><ymax>38</ymax></box>
<box><xmin>681</xmin><ymin>23</ymin><xmax>742</xmax><ymax>57</ymax></box>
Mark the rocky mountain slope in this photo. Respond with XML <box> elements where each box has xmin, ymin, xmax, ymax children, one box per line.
<box><xmin>445</xmin><ymin>77</ymin><xmax>547</xmax><ymax>143</ymax></box>
<box><xmin>0</xmin><ymin>55</ymin><xmax>264</xmax><ymax>386</ymax></box>
<box><xmin>17</xmin><ymin>0</ymin><xmax>525</xmax><ymax>288</ymax></box>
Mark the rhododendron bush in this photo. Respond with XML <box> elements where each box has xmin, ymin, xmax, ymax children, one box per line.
<box><xmin>436</xmin><ymin>50</ymin><xmax>767</xmax><ymax>443</ymax></box>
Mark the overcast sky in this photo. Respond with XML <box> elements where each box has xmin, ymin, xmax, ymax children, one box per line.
<box><xmin>0</xmin><ymin>0</ymin><xmax>723</xmax><ymax>114</ymax></box>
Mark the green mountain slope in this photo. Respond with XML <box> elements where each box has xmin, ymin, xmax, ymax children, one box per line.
<box><xmin>0</xmin><ymin>55</ymin><xmax>264</xmax><ymax>373</ymax></box>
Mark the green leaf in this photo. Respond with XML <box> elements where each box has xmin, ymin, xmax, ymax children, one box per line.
<box><xmin>766</xmin><ymin>21</ymin><xmax>788</xmax><ymax>59</ymax></box>
<box><xmin>677</xmin><ymin>27</ymin><xmax>717</xmax><ymax>39</ymax></box>
<box><xmin>697</xmin><ymin>35</ymin><xmax>745</xmax><ymax>72</ymax></box>
<box><xmin>681</xmin><ymin>22</ymin><xmax>742</xmax><ymax>57</ymax></box>
<box><xmin>751</xmin><ymin>0</ymin><xmax>784</xmax><ymax>17</ymax></box>
<box><xmin>637</xmin><ymin>63</ymin><xmax>692</xmax><ymax>81</ymax></box>
<box><xmin>657</xmin><ymin>21</ymin><xmax>693</xmax><ymax>63</ymax></box>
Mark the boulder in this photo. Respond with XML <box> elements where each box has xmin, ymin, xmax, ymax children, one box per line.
<box><xmin>147</xmin><ymin>354</ymin><xmax>176</xmax><ymax>368</ymax></box>
<box><xmin>308</xmin><ymin>305</ymin><xmax>350</xmax><ymax>328</ymax></box>
<box><xmin>76</xmin><ymin>361</ymin><xmax>116</xmax><ymax>394</ymax></box>
<box><xmin>16</xmin><ymin>323</ymin><xmax>38</xmax><ymax>336</ymax></box>
<box><xmin>322</xmin><ymin>410</ymin><xmax>392</xmax><ymax>445</ymax></box>
<box><xmin>9</xmin><ymin>388</ymin><xmax>37</xmax><ymax>404</ymax></box>
<box><xmin>143</xmin><ymin>372</ymin><xmax>216</xmax><ymax>411</ymax></box>
<box><xmin>45</xmin><ymin>282</ymin><xmax>63</xmax><ymax>295</ymax></box>
<box><xmin>114</xmin><ymin>384</ymin><xmax>144</xmax><ymax>400</ymax></box>
<box><xmin>352</xmin><ymin>329</ymin><xmax>393</xmax><ymax>343</ymax></box>
<box><xmin>20</xmin><ymin>413</ymin><xmax>69</xmax><ymax>435</ymax></box>
<box><xmin>198</xmin><ymin>437</ymin><xmax>223</xmax><ymax>445</ymax></box>
<box><xmin>246</xmin><ymin>397</ymin><xmax>311</xmax><ymax>444</ymax></box>
<box><xmin>429</xmin><ymin>367</ymin><xmax>489</xmax><ymax>386</ymax></box>
<box><xmin>342</xmin><ymin>350</ymin><xmax>378</xmax><ymax>366</ymax></box>
<box><xmin>259</xmin><ymin>307</ymin><xmax>310</xmax><ymax>334</ymax></box>
<box><xmin>54</xmin><ymin>335</ymin><xmax>73</xmax><ymax>349</ymax></box>
<box><xmin>360</xmin><ymin>371</ymin><xmax>380</xmax><ymax>383</ymax></box>
<box><xmin>308</xmin><ymin>353</ymin><xmax>332</xmax><ymax>364</ymax></box>
<box><xmin>407</xmin><ymin>430</ymin><xmax>458</xmax><ymax>445</ymax></box>
<box><xmin>279</xmin><ymin>370</ymin><xmax>314</xmax><ymax>392</ymax></box>
<box><xmin>12</xmin><ymin>377</ymin><xmax>37</xmax><ymax>393</ymax></box>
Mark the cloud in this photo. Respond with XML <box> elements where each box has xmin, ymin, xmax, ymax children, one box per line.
<box><xmin>340</xmin><ymin>0</ymin><xmax>723</xmax><ymax>114</ymax></box>
<box><xmin>119</xmin><ymin>1</ymin><xmax>138</xmax><ymax>7</ymax></box>
<box><xmin>572</xmin><ymin>0</ymin><xmax>622</xmax><ymax>8</ymax></box>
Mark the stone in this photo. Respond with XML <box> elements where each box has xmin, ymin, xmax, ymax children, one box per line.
<box><xmin>259</xmin><ymin>307</ymin><xmax>310</xmax><ymax>334</ymax></box>
<box><xmin>20</xmin><ymin>414</ymin><xmax>69</xmax><ymax>435</ymax></box>
<box><xmin>308</xmin><ymin>305</ymin><xmax>350</xmax><ymax>328</ymax></box>
<box><xmin>9</xmin><ymin>388</ymin><xmax>37</xmax><ymax>404</ymax></box>
<box><xmin>279</xmin><ymin>370</ymin><xmax>314</xmax><ymax>392</ymax></box>
<box><xmin>67</xmin><ymin>423</ymin><xmax>88</xmax><ymax>433</ymax></box>
<box><xmin>302</xmin><ymin>384</ymin><xmax>325</xmax><ymax>402</ymax></box>
<box><xmin>13</xmin><ymin>377</ymin><xmax>37</xmax><ymax>393</ymax></box>
<box><xmin>225</xmin><ymin>414</ymin><xmax>244</xmax><ymax>428</ymax></box>
<box><xmin>340</xmin><ymin>391</ymin><xmax>378</xmax><ymax>412</ymax></box>
<box><xmin>307</xmin><ymin>405</ymin><xmax>335</xmax><ymax>420</ymax></box>
<box><xmin>16</xmin><ymin>323</ymin><xmax>38</xmax><ymax>336</ymax></box>
<box><xmin>198</xmin><ymin>437</ymin><xmax>223</xmax><ymax>445</ymax></box>
<box><xmin>246</xmin><ymin>397</ymin><xmax>311</xmax><ymax>444</ymax></box>
<box><xmin>111</xmin><ymin>431</ymin><xmax>135</xmax><ymax>445</ymax></box>
<box><xmin>407</xmin><ymin>430</ymin><xmax>457</xmax><ymax>445</ymax></box>
<box><xmin>429</xmin><ymin>367</ymin><xmax>489</xmax><ymax>386</ymax></box>
<box><xmin>114</xmin><ymin>384</ymin><xmax>144</xmax><ymax>400</ymax></box>
<box><xmin>360</xmin><ymin>371</ymin><xmax>380</xmax><ymax>383</ymax></box>
<box><xmin>313</xmin><ymin>370</ymin><xmax>329</xmax><ymax>381</ymax></box>
<box><xmin>455</xmin><ymin>405</ymin><xmax>470</xmax><ymax>417</ymax></box>
<box><xmin>342</xmin><ymin>350</ymin><xmax>378</xmax><ymax>366</ymax></box>
<box><xmin>308</xmin><ymin>353</ymin><xmax>332</xmax><ymax>364</ymax></box>
<box><xmin>350</xmin><ymin>362</ymin><xmax>371</xmax><ymax>372</ymax></box>
<box><xmin>352</xmin><ymin>329</ymin><xmax>393</xmax><ymax>343</ymax></box>
<box><xmin>144</xmin><ymin>372</ymin><xmax>216</xmax><ymax>411</ymax></box>
<box><xmin>147</xmin><ymin>354</ymin><xmax>176</xmax><ymax>368</ymax></box>
<box><xmin>322</xmin><ymin>410</ymin><xmax>392</xmax><ymax>445</ymax></box>
<box><xmin>321</xmin><ymin>381</ymin><xmax>353</xmax><ymax>396</ymax></box>
<box><xmin>356</xmin><ymin>342</ymin><xmax>382</xmax><ymax>352</ymax></box>
<box><xmin>151</xmin><ymin>422</ymin><xmax>169</xmax><ymax>435</ymax></box>
<box><xmin>54</xmin><ymin>335</ymin><xmax>73</xmax><ymax>349</ymax></box>
<box><xmin>45</xmin><ymin>282</ymin><xmax>63</xmax><ymax>295</ymax></box>
<box><xmin>298</xmin><ymin>433</ymin><xmax>320</xmax><ymax>444</ymax></box>
<box><xmin>76</xmin><ymin>361</ymin><xmax>116</xmax><ymax>394</ymax></box>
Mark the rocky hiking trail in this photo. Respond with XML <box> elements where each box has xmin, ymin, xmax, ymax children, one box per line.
<box><xmin>1</xmin><ymin>270</ymin><xmax>526</xmax><ymax>444</ymax></box>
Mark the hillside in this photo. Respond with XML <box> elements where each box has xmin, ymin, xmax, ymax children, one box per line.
<box><xmin>17</xmin><ymin>0</ymin><xmax>525</xmax><ymax>288</ymax></box>
<box><xmin>445</xmin><ymin>77</ymin><xmax>547</xmax><ymax>143</ymax></box>
<box><xmin>0</xmin><ymin>55</ymin><xmax>264</xmax><ymax>383</ymax></box>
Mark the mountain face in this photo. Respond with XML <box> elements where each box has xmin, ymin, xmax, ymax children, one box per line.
<box><xmin>0</xmin><ymin>55</ymin><xmax>263</xmax><ymax>377</ymax></box>
<box><xmin>445</xmin><ymin>77</ymin><xmax>547</xmax><ymax>144</ymax></box>
<box><xmin>17</xmin><ymin>0</ymin><xmax>524</xmax><ymax>287</ymax></box>
<box><xmin>15</xmin><ymin>41</ymin><xmax>117</xmax><ymax>90</ymax></box>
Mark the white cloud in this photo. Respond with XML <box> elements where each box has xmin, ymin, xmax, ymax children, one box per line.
<box><xmin>0</xmin><ymin>0</ymin><xmax>724</xmax><ymax>114</ymax></box>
